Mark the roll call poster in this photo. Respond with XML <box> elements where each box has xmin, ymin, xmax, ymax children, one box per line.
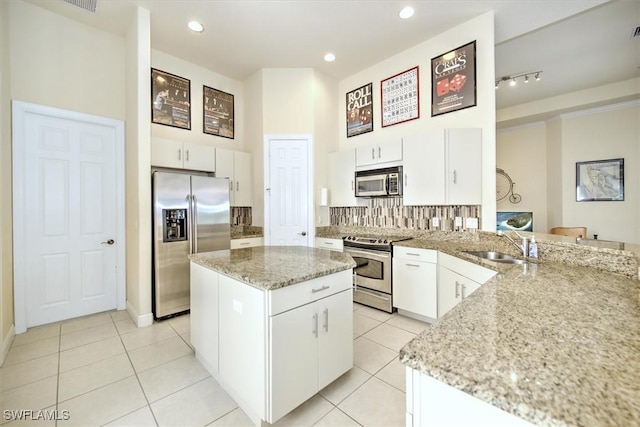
<box><xmin>346</xmin><ymin>83</ymin><xmax>373</xmax><ymax>137</ymax></box>
<box><xmin>431</xmin><ymin>41</ymin><xmax>477</xmax><ymax>117</ymax></box>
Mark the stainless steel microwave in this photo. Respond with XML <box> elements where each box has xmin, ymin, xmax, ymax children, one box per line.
<box><xmin>355</xmin><ymin>166</ymin><xmax>403</xmax><ymax>197</ymax></box>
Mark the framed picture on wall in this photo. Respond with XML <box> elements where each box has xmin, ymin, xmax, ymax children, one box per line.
<box><xmin>431</xmin><ymin>41</ymin><xmax>476</xmax><ymax>117</ymax></box>
<box><xmin>151</xmin><ymin>69</ymin><xmax>191</xmax><ymax>130</ymax></box>
<box><xmin>576</xmin><ymin>158</ymin><xmax>624</xmax><ymax>201</ymax></box>
<box><xmin>497</xmin><ymin>212</ymin><xmax>533</xmax><ymax>232</ymax></box>
<box><xmin>381</xmin><ymin>66</ymin><xmax>419</xmax><ymax>127</ymax></box>
<box><xmin>346</xmin><ymin>83</ymin><xmax>373</xmax><ymax>137</ymax></box>
<box><xmin>203</xmin><ymin>86</ymin><xmax>234</xmax><ymax>139</ymax></box>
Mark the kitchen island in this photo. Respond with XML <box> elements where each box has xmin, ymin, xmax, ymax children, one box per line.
<box><xmin>189</xmin><ymin>246</ymin><xmax>356</xmax><ymax>426</ymax></box>
<box><xmin>396</xmin><ymin>238</ymin><xmax>640</xmax><ymax>427</ymax></box>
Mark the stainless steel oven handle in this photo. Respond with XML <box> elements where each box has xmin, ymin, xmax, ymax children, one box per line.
<box><xmin>344</xmin><ymin>247</ymin><xmax>391</xmax><ymax>261</ymax></box>
<box><xmin>354</xmin><ymin>287</ymin><xmax>389</xmax><ymax>301</ymax></box>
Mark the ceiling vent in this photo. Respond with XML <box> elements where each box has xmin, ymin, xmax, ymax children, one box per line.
<box><xmin>633</xmin><ymin>26</ymin><xmax>640</xmax><ymax>38</ymax></box>
<box><xmin>62</xmin><ymin>0</ymin><xmax>97</xmax><ymax>13</ymax></box>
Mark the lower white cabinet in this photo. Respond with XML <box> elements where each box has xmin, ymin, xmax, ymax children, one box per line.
<box><xmin>230</xmin><ymin>237</ymin><xmax>263</xmax><ymax>249</ymax></box>
<box><xmin>393</xmin><ymin>247</ymin><xmax>438</xmax><ymax>319</ymax></box>
<box><xmin>190</xmin><ymin>263</ymin><xmax>219</xmax><ymax>374</ymax></box>
<box><xmin>315</xmin><ymin>237</ymin><xmax>343</xmax><ymax>252</ymax></box>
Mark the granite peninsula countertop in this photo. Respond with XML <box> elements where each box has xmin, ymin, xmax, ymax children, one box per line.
<box><xmin>396</xmin><ymin>238</ymin><xmax>640</xmax><ymax>426</ymax></box>
<box><xmin>189</xmin><ymin>246</ymin><xmax>356</xmax><ymax>290</ymax></box>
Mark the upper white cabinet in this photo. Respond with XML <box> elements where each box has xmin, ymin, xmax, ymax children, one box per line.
<box><xmin>355</xmin><ymin>139</ymin><xmax>402</xmax><ymax>168</ymax></box>
<box><xmin>151</xmin><ymin>138</ymin><xmax>216</xmax><ymax>172</ymax></box>
<box><xmin>215</xmin><ymin>148</ymin><xmax>252</xmax><ymax>206</ymax></box>
<box><xmin>328</xmin><ymin>150</ymin><xmax>356</xmax><ymax>207</ymax></box>
<box><xmin>403</xmin><ymin>129</ymin><xmax>482</xmax><ymax>205</ymax></box>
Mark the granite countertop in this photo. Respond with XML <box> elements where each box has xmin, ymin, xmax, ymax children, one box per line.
<box><xmin>397</xmin><ymin>238</ymin><xmax>640</xmax><ymax>426</ymax></box>
<box><xmin>189</xmin><ymin>246</ymin><xmax>356</xmax><ymax>290</ymax></box>
<box><xmin>230</xmin><ymin>232</ymin><xmax>264</xmax><ymax>239</ymax></box>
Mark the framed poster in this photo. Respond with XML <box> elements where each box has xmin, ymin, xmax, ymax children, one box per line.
<box><xmin>576</xmin><ymin>158</ymin><xmax>624</xmax><ymax>201</ymax></box>
<box><xmin>381</xmin><ymin>66</ymin><xmax>419</xmax><ymax>127</ymax></box>
<box><xmin>203</xmin><ymin>86</ymin><xmax>234</xmax><ymax>139</ymax></box>
<box><xmin>151</xmin><ymin>68</ymin><xmax>191</xmax><ymax>130</ymax></box>
<box><xmin>431</xmin><ymin>41</ymin><xmax>476</xmax><ymax>117</ymax></box>
<box><xmin>497</xmin><ymin>212</ymin><xmax>533</xmax><ymax>232</ymax></box>
<box><xmin>346</xmin><ymin>83</ymin><xmax>373</xmax><ymax>138</ymax></box>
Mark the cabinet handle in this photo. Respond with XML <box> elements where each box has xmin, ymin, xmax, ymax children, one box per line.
<box><xmin>312</xmin><ymin>313</ymin><xmax>318</xmax><ymax>337</ymax></box>
<box><xmin>351</xmin><ymin>180</ymin><xmax>354</xmax><ymax>190</ymax></box>
<box><xmin>324</xmin><ymin>242</ymin><xmax>334</xmax><ymax>246</ymax></box>
<box><xmin>240</xmin><ymin>242</ymin><xmax>250</xmax><ymax>246</ymax></box>
<box><xmin>236</xmin><ymin>181</ymin><xmax>239</xmax><ymax>191</ymax></box>
<box><xmin>405</xmin><ymin>174</ymin><xmax>408</xmax><ymax>187</ymax></box>
<box><xmin>406</xmin><ymin>253</ymin><xmax>421</xmax><ymax>257</ymax></box>
<box><xmin>378</xmin><ymin>146</ymin><xmax>381</xmax><ymax>158</ymax></box>
<box><xmin>186</xmin><ymin>149</ymin><xmax>190</xmax><ymax>162</ymax></box>
<box><xmin>323</xmin><ymin>308</ymin><xmax>329</xmax><ymax>332</ymax></box>
<box><xmin>178</xmin><ymin>149</ymin><xmax>181</xmax><ymax>161</ymax></box>
<box><xmin>455</xmin><ymin>281</ymin><xmax>460</xmax><ymax>298</ymax></box>
<box><xmin>312</xmin><ymin>285</ymin><xmax>330</xmax><ymax>294</ymax></box>
<box><xmin>371</xmin><ymin>148</ymin><xmax>375</xmax><ymax>160</ymax></box>
<box><xmin>453</xmin><ymin>170</ymin><xmax>458</xmax><ymax>184</ymax></box>
<box><xmin>405</xmin><ymin>263</ymin><xmax>420</xmax><ymax>268</ymax></box>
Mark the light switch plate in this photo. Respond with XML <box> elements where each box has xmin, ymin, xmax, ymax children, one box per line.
<box><xmin>466</xmin><ymin>217</ymin><xmax>479</xmax><ymax>229</ymax></box>
<box><xmin>233</xmin><ymin>299</ymin><xmax>243</xmax><ymax>314</ymax></box>
<box><xmin>454</xmin><ymin>217</ymin><xmax>463</xmax><ymax>227</ymax></box>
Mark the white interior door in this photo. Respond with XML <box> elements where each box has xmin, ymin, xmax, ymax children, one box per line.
<box><xmin>266</xmin><ymin>137</ymin><xmax>311</xmax><ymax>246</ymax></box>
<box><xmin>13</xmin><ymin>101</ymin><xmax>125</xmax><ymax>331</ymax></box>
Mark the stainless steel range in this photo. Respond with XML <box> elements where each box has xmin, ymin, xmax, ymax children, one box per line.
<box><xmin>342</xmin><ymin>235</ymin><xmax>412</xmax><ymax>313</ymax></box>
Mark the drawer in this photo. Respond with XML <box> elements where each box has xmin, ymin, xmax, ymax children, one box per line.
<box><xmin>315</xmin><ymin>238</ymin><xmax>344</xmax><ymax>252</ymax></box>
<box><xmin>394</xmin><ymin>246</ymin><xmax>438</xmax><ymax>263</ymax></box>
<box><xmin>230</xmin><ymin>237</ymin><xmax>263</xmax><ymax>249</ymax></box>
<box><xmin>267</xmin><ymin>269</ymin><xmax>352</xmax><ymax>316</ymax></box>
<box><xmin>439</xmin><ymin>252</ymin><xmax>496</xmax><ymax>284</ymax></box>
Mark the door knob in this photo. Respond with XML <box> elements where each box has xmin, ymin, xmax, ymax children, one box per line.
<box><xmin>300</xmin><ymin>232</ymin><xmax>307</xmax><ymax>236</ymax></box>
<box><xmin>101</xmin><ymin>239</ymin><xmax>115</xmax><ymax>245</ymax></box>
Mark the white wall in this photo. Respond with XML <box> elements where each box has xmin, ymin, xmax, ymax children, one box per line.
<box><xmin>338</xmin><ymin>12</ymin><xmax>497</xmax><ymax>230</ymax></box>
<box><xmin>497</xmin><ymin>123</ymin><xmax>548</xmax><ymax>232</ymax></box>
<box><xmin>151</xmin><ymin>50</ymin><xmax>245</xmax><ymax>151</ymax></box>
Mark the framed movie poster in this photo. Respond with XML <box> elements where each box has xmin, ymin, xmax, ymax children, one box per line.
<box><xmin>151</xmin><ymin>68</ymin><xmax>191</xmax><ymax>130</ymax></box>
<box><xmin>576</xmin><ymin>158</ymin><xmax>624</xmax><ymax>202</ymax></box>
<box><xmin>381</xmin><ymin>66</ymin><xmax>419</xmax><ymax>127</ymax></box>
<box><xmin>431</xmin><ymin>41</ymin><xmax>476</xmax><ymax>117</ymax></box>
<box><xmin>203</xmin><ymin>86</ymin><xmax>234</xmax><ymax>139</ymax></box>
<box><xmin>346</xmin><ymin>83</ymin><xmax>373</xmax><ymax>138</ymax></box>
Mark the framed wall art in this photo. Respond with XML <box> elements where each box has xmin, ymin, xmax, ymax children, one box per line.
<box><xmin>346</xmin><ymin>83</ymin><xmax>373</xmax><ymax>138</ymax></box>
<box><xmin>431</xmin><ymin>41</ymin><xmax>476</xmax><ymax>117</ymax></box>
<box><xmin>497</xmin><ymin>212</ymin><xmax>533</xmax><ymax>232</ymax></box>
<box><xmin>576</xmin><ymin>158</ymin><xmax>624</xmax><ymax>202</ymax></box>
<box><xmin>151</xmin><ymin>68</ymin><xmax>191</xmax><ymax>130</ymax></box>
<box><xmin>381</xmin><ymin>66</ymin><xmax>419</xmax><ymax>127</ymax></box>
<box><xmin>203</xmin><ymin>86</ymin><xmax>234</xmax><ymax>139</ymax></box>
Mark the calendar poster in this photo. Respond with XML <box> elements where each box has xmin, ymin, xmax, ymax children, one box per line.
<box><xmin>381</xmin><ymin>66</ymin><xmax>419</xmax><ymax>127</ymax></box>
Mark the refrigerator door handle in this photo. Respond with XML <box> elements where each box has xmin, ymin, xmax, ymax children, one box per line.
<box><xmin>192</xmin><ymin>194</ymin><xmax>198</xmax><ymax>253</ymax></box>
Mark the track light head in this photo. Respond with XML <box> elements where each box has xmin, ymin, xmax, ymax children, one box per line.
<box><xmin>510</xmin><ymin>78</ymin><xmax>516</xmax><ymax>87</ymax></box>
<box><xmin>524</xmin><ymin>75</ymin><xmax>529</xmax><ymax>83</ymax></box>
<box><xmin>535</xmin><ymin>72</ymin><xmax>541</xmax><ymax>81</ymax></box>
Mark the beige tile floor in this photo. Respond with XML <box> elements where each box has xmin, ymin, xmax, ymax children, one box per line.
<box><xmin>0</xmin><ymin>303</ymin><xmax>428</xmax><ymax>427</ymax></box>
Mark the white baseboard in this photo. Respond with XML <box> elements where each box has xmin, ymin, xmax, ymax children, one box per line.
<box><xmin>126</xmin><ymin>301</ymin><xmax>154</xmax><ymax>328</ymax></box>
<box><xmin>1</xmin><ymin>324</ymin><xmax>16</xmax><ymax>367</ymax></box>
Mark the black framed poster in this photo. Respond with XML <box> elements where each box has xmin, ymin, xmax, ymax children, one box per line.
<box><xmin>576</xmin><ymin>158</ymin><xmax>624</xmax><ymax>201</ymax></box>
<box><xmin>203</xmin><ymin>86</ymin><xmax>234</xmax><ymax>139</ymax></box>
<box><xmin>346</xmin><ymin>83</ymin><xmax>373</xmax><ymax>138</ymax></box>
<box><xmin>151</xmin><ymin>68</ymin><xmax>191</xmax><ymax>130</ymax></box>
<box><xmin>431</xmin><ymin>41</ymin><xmax>476</xmax><ymax>117</ymax></box>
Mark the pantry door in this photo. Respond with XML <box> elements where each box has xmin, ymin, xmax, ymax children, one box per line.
<box><xmin>265</xmin><ymin>135</ymin><xmax>313</xmax><ymax>247</ymax></box>
<box><xmin>12</xmin><ymin>101</ymin><xmax>125</xmax><ymax>333</ymax></box>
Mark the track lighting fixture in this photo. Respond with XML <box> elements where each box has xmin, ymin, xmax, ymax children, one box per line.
<box><xmin>495</xmin><ymin>71</ymin><xmax>543</xmax><ymax>89</ymax></box>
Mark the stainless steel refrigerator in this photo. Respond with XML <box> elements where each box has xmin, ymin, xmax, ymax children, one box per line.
<box><xmin>152</xmin><ymin>170</ymin><xmax>230</xmax><ymax>319</ymax></box>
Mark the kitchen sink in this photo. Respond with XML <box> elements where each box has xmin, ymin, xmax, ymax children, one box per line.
<box><xmin>463</xmin><ymin>251</ymin><xmax>528</xmax><ymax>264</ymax></box>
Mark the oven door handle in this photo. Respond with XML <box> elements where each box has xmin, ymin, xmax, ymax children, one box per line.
<box><xmin>344</xmin><ymin>247</ymin><xmax>391</xmax><ymax>262</ymax></box>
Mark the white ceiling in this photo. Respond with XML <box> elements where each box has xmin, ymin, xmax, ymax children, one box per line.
<box><xmin>24</xmin><ymin>0</ymin><xmax>640</xmax><ymax>110</ymax></box>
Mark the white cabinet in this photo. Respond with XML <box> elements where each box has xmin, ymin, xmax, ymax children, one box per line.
<box><xmin>230</xmin><ymin>237</ymin><xmax>263</xmax><ymax>249</ymax></box>
<box><xmin>151</xmin><ymin>137</ymin><xmax>216</xmax><ymax>172</ymax></box>
<box><xmin>403</xmin><ymin>129</ymin><xmax>481</xmax><ymax>205</ymax></box>
<box><xmin>437</xmin><ymin>252</ymin><xmax>496</xmax><ymax>318</ymax></box>
<box><xmin>190</xmin><ymin>263</ymin><xmax>219</xmax><ymax>375</ymax></box>
<box><xmin>328</xmin><ymin>150</ymin><xmax>357</xmax><ymax>206</ymax></box>
<box><xmin>393</xmin><ymin>247</ymin><xmax>438</xmax><ymax>319</ymax></box>
<box><xmin>355</xmin><ymin>139</ymin><xmax>402</xmax><ymax>167</ymax></box>
<box><xmin>216</xmin><ymin>148</ymin><xmax>252</xmax><ymax>206</ymax></box>
<box><xmin>315</xmin><ymin>237</ymin><xmax>343</xmax><ymax>252</ymax></box>
<box><xmin>270</xmin><ymin>289</ymin><xmax>352</xmax><ymax>421</ymax></box>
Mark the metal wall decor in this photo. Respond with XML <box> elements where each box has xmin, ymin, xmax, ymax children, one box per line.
<box><xmin>496</xmin><ymin>168</ymin><xmax>521</xmax><ymax>203</ymax></box>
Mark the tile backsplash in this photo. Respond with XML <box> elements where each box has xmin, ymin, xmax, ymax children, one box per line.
<box><xmin>231</xmin><ymin>207</ymin><xmax>252</xmax><ymax>225</ymax></box>
<box><xmin>330</xmin><ymin>198</ymin><xmax>480</xmax><ymax>232</ymax></box>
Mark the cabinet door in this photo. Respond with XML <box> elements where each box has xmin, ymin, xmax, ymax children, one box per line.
<box><xmin>233</xmin><ymin>151</ymin><xmax>252</xmax><ymax>206</ymax></box>
<box><xmin>437</xmin><ymin>266</ymin><xmax>463</xmax><ymax>318</ymax></box>
<box><xmin>461</xmin><ymin>279</ymin><xmax>481</xmax><ymax>300</ymax></box>
<box><xmin>393</xmin><ymin>259</ymin><xmax>437</xmax><ymax>318</ymax></box>
<box><xmin>446</xmin><ymin>129</ymin><xmax>482</xmax><ymax>205</ymax></box>
<box><xmin>402</xmin><ymin>131</ymin><xmax>446</xmax><ymax>205</ymax></box>
<box><xmin>190</xmin><ymin>263</ymin><xmax>219</xmax><ymax>373</ymax></box>
<box><xmin>355</xmin><ymin>145</ymin><xmax>378</xmax><ymax>167</ymax></box>
<box><xmin>215</xmin><ymin>148</ymin><xmax>235</xmax><ymax>203</ymax></box>
<box><xmin>315</xmin><ymin>237</ymin><xmax>343</xmax><ymax>252</ymax></box>
<box><xmin>377</xmin><ymin>140</ymin><xmax>402</xmax><ymax>164</ymax></box>
<box><xmin>183</xmin><ymin>142</ymin><xmax>215</xmax><ymax>172</ymax></box>
<box><xmin>151</xmin><ymin>138</ymin><xmax>183</xmax><ymax>169</ymax></box>
<box><xmin>317</xmin><ymin>289</ymin><xmax>353</xmax><ymax>390</ymax></box>
<box><xmin>269</xmin><ymin>302</ymin><xmax>319</xmax><ymax>422</ymax></box>
<box><xmin>328</xmin><ymin>151</ymin><xmax>356</xmax><ymax>206</ymax></box>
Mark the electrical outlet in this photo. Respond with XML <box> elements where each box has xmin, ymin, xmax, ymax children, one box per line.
<box><xmin>454</xmin><ymin>217</ymin><xmax>463</xmax><ymax>227</ymax></box>
<box><xmin>466</xmin><ymin>217</ymin><xmax>479</xmax><ymax>229</ymax></box>
<box><xmin>432</xmin><ymin>217</ymin><xmax>440</xmax><ymax>227</ymax></box>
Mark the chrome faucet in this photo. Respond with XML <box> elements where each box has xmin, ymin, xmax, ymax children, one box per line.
<box><xmin>496</xmin><ymin>230</ymin><xmax>530</xmax><ymax>257</ymax></box>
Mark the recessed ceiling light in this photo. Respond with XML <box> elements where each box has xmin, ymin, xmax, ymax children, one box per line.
<box><xmin>188</xmin><ymin>21</ymin><xmax>204</xmax><ymax>33</ymax></box>
<box><xmin>399</xmin><ymin>6</ymin><xmax>414</xmax><ymax>19</ymax></box>
<box><xmin>324</xmin><ymin>53</ymin><xmax>336</xmax><ymax>62</ymax></box>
